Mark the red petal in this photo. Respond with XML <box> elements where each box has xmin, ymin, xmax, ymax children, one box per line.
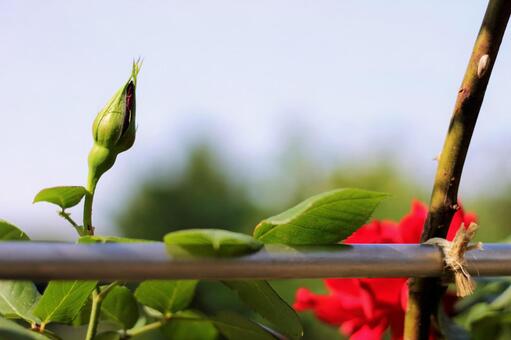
<box><xmin>446</xmin><ymin>203</ymin><xmax>477</xmax><ymax>241</ymax></box>
<box><xmin>361</xmin><ymin>278</ymin><xmax>407</xmax><ymax>307</ymax></box>
<box><xmin>400</xmin><ymin>282</ymin><xmax>409</xmax><ymax>311</ymax></box>
<box><xmin>345</xmin><ymin>220</ymin><xmax>400</xmax><ymax>244</ymax></box>
<box><xmin>389</xmin><ymin>309</ymin><xmax>406</xmax><ymax>340</ymax></box>
<box><xmin>399</xmin><ymin>200</ymin><xmax>428</xmax><ymax>243</ymax></box>
<box><xmin>464</xmin><ymin>212</ymin><xmax>477</xmax><ymax>226</ymax></box>
<box><xmin>358</xmin><ymin>284</ymin><xmax>377</xmax><ymax>319</ymax></box>
<box><xmin>293</xmin><ymin>288</ymin><xmax>318</xmax><ymax>311</ymax></box>
<box><xmin>349</xmin><ymin>320</ymin><xmax>388</xmax><ymax>340</ymax></box>
<box><xmin>326</xmin><ymin>278</ymin><xmax>378</xmax><ymax>319</ymax></box>
<box><xmin>294</xmin><ymin>287</ymin><xmax>362</xmax><ymax>325</ymax></box>
<box><xmin>325</xmin><ymin>278</ymin><xmax>361</xmax><ymax>296</ymax></box>
<box><xmin>341</xmin><ymin>318</ymin><xmax>365</xmax><ymax>336</ymax></box>
<box><xmin>314</xmin><ymin>295</ymin><xmax>359</xmax><ymax>325</ymax></box>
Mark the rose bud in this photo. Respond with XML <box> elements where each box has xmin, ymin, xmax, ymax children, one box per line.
<box><xmin>87</xmin><ymin>60</ymin><xmax>141</xmax><ymax>189</ymax></box>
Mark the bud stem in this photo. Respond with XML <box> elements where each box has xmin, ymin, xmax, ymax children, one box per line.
<box><xmin>83</xmin><ymin>174</ymin><xmax>97</xmax><ymax>236</ymax></box>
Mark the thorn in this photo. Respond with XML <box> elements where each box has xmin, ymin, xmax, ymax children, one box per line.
<box><xmin>477</xmin><ymin>54</ymin><xmax>490</xmax><ymax>78</ymax></box>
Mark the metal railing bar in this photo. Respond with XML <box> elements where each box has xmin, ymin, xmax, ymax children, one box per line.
<box><xmin>0</xmin><ymin>242</ymin><xmax>508</xmax><ymax>281</ymax></box>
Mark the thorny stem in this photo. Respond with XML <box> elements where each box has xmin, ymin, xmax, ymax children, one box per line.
<box><xmin>85</xmin><ymin>281</ymin><xmax>120</xmax><ymax>340</ymax></box>
<box><xmin>404</xmin><ymin>1</ymin><xmax>511</xmax><ymax>339</ymax></box>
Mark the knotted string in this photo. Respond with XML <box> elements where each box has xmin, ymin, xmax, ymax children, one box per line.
<box><xmin>424</xmin><ymin>223</ymin><xmax>482</xmax><ymax>297</ymax></box>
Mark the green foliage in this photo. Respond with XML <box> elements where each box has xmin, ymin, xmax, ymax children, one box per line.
<box><xmin>134</xmin><ymin>280</ymin><xmax>197</xmax><ymax>314</ymax></box>
<box><xmin>466</xmin><ymin>304</ymin><xmax>509</xmax><ymax>340</ymax></box>
<box><xmin>33</xmin><ymin>186</ymin><xmax>87</xmax><ymax>210</ymax></box>
<box><xmin>223</xmin><ymin>280</ymin><xmax>302</xmax><ymax>340</ymax></box>
<box><xmin>253</xmin><ymin>188</ymin><xmax>387</xmax><ymax>244</ymax></box>
<box><xmin>0</xmin><ymin>220</ymin><xmax>29</xmax><ymax>241</ymax></box>
<box><xmin>33</xmin><ymin>281</ymin><xmax>97</xmax><ymax>325</ymax></box>
<box><xmin>164</xmin><ymin>229</ymin><xmax>263</xmax><ymax>257</ymax></box>
<box><xmin>161</xmin><ymin>310</ymin><xmax>218</xmax><ymax>340</ymax></box>
<box><xmin>0</xmin><ymin>281</ymin><xmax>40</xmax><ymax>323</ymax></box>
<box><xmin>100</xmin><ymin>286</ymin><xmax>138</xmax><ymax>330</ymax></box>
<box><xmin>211</xmin><ymin>312</ymin><xmax>274</xmax><ymax>340</ymax></box>
<box><xmin>0</xmin><ymin>317</ymin><xmax>49</xmax><ymax>340</ymax></box>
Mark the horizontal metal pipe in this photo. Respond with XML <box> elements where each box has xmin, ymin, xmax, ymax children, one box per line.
<box><xmin>0</xmin><ymin>242</ymin><xmax>507</xmax><ymax>281</ymax></box>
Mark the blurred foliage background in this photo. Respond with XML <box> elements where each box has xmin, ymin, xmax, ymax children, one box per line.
<box><xmin>113</xmin><ymin>141</ymin><xmax>511</xmax><ymax>339</ymax></box>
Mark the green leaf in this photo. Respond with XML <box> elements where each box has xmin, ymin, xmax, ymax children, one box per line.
<box><xmin>101</xmin><ymin>286</ymin><xmax>138</xmax><ymax>330</ymax></box>
<box><xmin>0</xmin><ymin>281</ymin><xmax>40</xmax><ymax>323</ymax></box>
<box><xmin>0</xmin><ymin>225</ymin><xmax>39</xmax><ymax>324</ymax></box>
<box><xmin>465</xmin><ymin>303</ymin><xmax>497</xmax><ymax>327</ymax></box>
<box><xmin>164</xmin><ymin>229</ymin><xmax>263</xmax><ymax>257</ymax></box>
<box><xmin>78</xmin><ymin>235</ymin><xmax>152</xmax><ymax>244</ymax></box>
<box><xmin>161</xmin><ymin>310</ymin><xmax>218</xmax><ymax>340</ymax></box>
<box><xmin>94</xmin><ymin>331</ymin><xmax>121</xmax><ymax>340</ymax></box>
<box><xmin>33</xmin><ymin>281</ymin><xmax>97</xmax><ymax>325</ymax></box>
<box><xmin>134</xmin><ymin>280</ymin><xmax>197</xmax><ymax>314</ymax></box>
<box><xmin>223</xmin><ymin>280</ymin><xmax>302</xmax><ymax>339</ymax></box>
<box><xmin>253</xmin><ymin>188</ymin><xmax>388</xmax><ymax>244</ymax></box>
<box><xmin>0</xmin><ymin>317</ymin><xmax>50</xmax><ymax>340</ymax></box>
<box><xmin>211</xmin><ymin>312</ymin><xmax>274</xmax><ymax>340</ymax></box>
<box><xmin>470</xmin><ymin>313</ymin><xmax>504</xmax><ymax>340</ymax></box>
<box><xmin>0</xmin><ymin>220</ymin><xmax>29</xmax><ymax>241</ymax></box>
<box><xmin>33</xmin><ymin>186</ymin><xmax>87</xmax><ymax>210</ymax></box>
<box><xmin>490</xmin><ymin>285</ymin><xmax>511</xmax><ymax>310</ymax></box>
<box><xmin>71</xmin><ymin>298</ymin><xmax>91</xmax><ymax>326</ymax></box>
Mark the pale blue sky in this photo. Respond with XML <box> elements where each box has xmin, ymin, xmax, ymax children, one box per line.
<box><xmin>1</xmin><ymin>1</ymin><xmax>511</xmax><ymax>239</ymax></box>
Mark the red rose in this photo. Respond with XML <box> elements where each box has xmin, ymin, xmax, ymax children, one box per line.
<box><xmin>293</xmin><ymin>200</ymin><xmax>476</xmax><ymax>339</ymax></box>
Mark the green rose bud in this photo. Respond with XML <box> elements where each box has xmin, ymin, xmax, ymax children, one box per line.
<box><xmin>87</xmin><ymin>60</ymin><xmax>141</xmax><ymax>190</ymax></box>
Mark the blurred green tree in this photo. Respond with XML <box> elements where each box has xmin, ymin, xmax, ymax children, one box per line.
<box><xmin>116</xmin><ymin>145</ymin><xmax>262</xmax><ymax>240</ymax></box>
